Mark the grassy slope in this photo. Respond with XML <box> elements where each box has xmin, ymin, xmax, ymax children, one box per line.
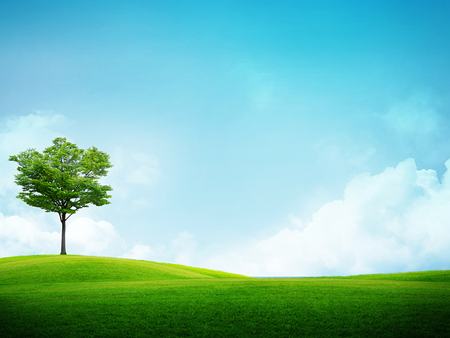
<box><xmin>341</xmin><ymin>270</ymin><xmax>450</xmax><ymax>282</ymax></box>
<box><xmin>0</xmin><ymin>255</ymin><xmax>248</xmax><ymax>283</ymax></box>
<box><xmin>1</xmin><ymin>255</ymin><xmax>449</xmax><ymax>337</ymax></box>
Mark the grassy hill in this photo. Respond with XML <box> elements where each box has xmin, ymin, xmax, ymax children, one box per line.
<box><xmin>338</xmin><ymin>269</ymin><xmax>450</xmax><ymax>282</ymax></box>
<box><xmin>1</xmin><ymin>255</ymin><xmax>449</xmax><ymax>337</ymax></box>
<box><xmin>0</xmin><ymin>255</ymin><xmax>248</xmax><ymax>283</ymax></box>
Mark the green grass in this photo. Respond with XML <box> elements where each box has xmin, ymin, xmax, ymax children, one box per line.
<box><xmin>338</xmin><ymin>270</ymin><xmax>450</xmax><ymax>282</ymax></box>
<box><xmin>0</xmin><ymin>255</ymin><xmax>248</xmax><ymax>283</ymax></box>
<box><xmin>1</xmin><ymin>255</ymin><xmax>449</xmax><ymax>337</ymax></box>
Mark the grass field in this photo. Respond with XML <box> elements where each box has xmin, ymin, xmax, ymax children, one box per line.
<box><xmin>1</xmin><ymin>255</ymin><xmax>449</xmax><ymax>337</ymax></box>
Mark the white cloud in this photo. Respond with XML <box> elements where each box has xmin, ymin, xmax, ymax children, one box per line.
<box><xmin>288</xmin><ymin>215</ymin><xmax>305</xmax><ymax>230</ymax></box>
<box><xmin>0</xmin><ymin>111</ymin><xmax>67</xmax><ymax>198</ymax></box>
<box><xmin>121</xmin><ymin>231</ymin><xmax>198</xmax><ymax>265</ymax></box>
<box><xmin>66</xmin><ymin>217</ymin><xmax>126</xmax><ymax>256</ymax></box>
<box><xmin>126</xmin><ymin>152</ymin><xmax>161</xmax><ymax>185</ymax></box>
<box><xmin>107</xmin><ymin>148</ymin><xmax>160</xmax><ymax>187</ymax></box>
<box><xmin>0</xmin><ymin>213</ymin><xmax>127</xmax><ymax>257</ymax></box>
<box><xmin>0</xmin><ymin>207</ymin><xmax>198</xmax><ymax>267</ymax></box>
<box><xmin>103</xmin><ymin>148</ymin><xmax>161</xmax><ymax>211</ymax></box>
<box><xmin>170</xmin><ymin>231</ymin><xmax>197</xmax><ymax>266</ymax></box>
<box><xmin>207</xmin><ymin>158</ymin><xmax>450</xmax><ymax>277</ymax></box>
<box><xmin>0</xmin><ymin>111</ymin><xmax>67</xmax><ymax>157</ymax></box>
<box><xmin>0</xmin><ymin>212</ymin><xmax>60</xmax><ymax>257</ymax></box>
<box><xmin>121</xmin><ymin>244</ymin><xmax>155</xmax><ymax>261</ymax></box>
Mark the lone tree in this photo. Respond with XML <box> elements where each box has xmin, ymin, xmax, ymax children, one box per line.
<box><xmin>9</xmin><ymin>137</ymin><xmax>113</xmax><ymax>255</ymax></box>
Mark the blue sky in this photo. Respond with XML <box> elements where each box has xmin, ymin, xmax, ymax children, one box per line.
<box><xmin>1</xmin><ymin>1</ymin><xmax>450</xmax><ymax>276</ymax></box>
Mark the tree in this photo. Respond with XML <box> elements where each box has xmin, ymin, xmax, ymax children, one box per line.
<box><xmin>9</xmin><ymin>137</ymin><xmax>113</xmax><ymax>255</ymax></box>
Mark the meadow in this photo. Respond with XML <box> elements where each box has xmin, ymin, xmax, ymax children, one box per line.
<box><xmin>1</xmin><ymin>255</ymin><xmax>449</xmax><ymax>337</ymax></box>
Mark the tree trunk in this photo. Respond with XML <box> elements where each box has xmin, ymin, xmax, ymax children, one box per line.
<box><xmin>60</xmin><ymin>214</ymin><xmax>67</xmax><ymax>255</ymax></box>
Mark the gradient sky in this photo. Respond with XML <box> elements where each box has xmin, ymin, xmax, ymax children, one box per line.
<box><xmin>1</xmin><ymin>1</ymin><xmax>450</xmax><ymax>276</ymax></box>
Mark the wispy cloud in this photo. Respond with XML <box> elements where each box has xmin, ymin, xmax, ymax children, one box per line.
<box><xmin>207</xmin><ymin>158</ymin><xmax>450</xmax><ymax>276</ymax></box>
<box><xmin>1</xmin><ymin>111</ymin><xmax>67</xmax><ymax>154</ymax></box>
<box><xmin>112</xmin><ymin>149</ymin><xmax>160</xmax><ymax>186</ymax></box>
<box><xmin>170</xmin><ymin>231</ymin><xmax>197</xmax><ymax>266</ymax></box>
<box><xmin>383</xmin><ymin>92</ymin><xmax>440</xmax><ymax>135</ymax></box>
<box><xmin>102</xmin><ymin>147</ymin><xmax>161</xmax><ymax>212</ymax></box>
<box><xmin>121</xmin><ymin>243</ymin><xmax>155</xmax><ymax>261</ymax></box>
<box><xmin>0</xmin><ymin>112</ymin><xmax>67</xmax><ymax>198</ymax></box>
<box><xmin>121</xmin><ymin>231</ymin><xmax>198</xmax><ymax>265</ymax></box>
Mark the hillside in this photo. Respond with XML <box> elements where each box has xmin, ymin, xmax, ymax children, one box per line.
<box><xmin>340</xmin><ymin>270</ymin><xmax>450</xmax><ymax>282</ymax></box>
<box><xmin>0</xmin><ymin>255</ymin><xmax>249</xmax><ymax>283</ymax></box>
<box><xmin>1</xmin><ymin>255</ymin><xmax>449</xmax><ymax>337</ymax></box>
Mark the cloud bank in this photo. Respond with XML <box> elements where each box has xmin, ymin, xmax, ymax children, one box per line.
<box><xmin>1</xmin><ymin>112</ymin><xmax>449</xmax><ymax>276</ymax></box>
<box><xmin>0</xmin><ymin>214</ymin><xmax>125</xmax><ymax>257</ymax></box>
<box><xmin>0</xmin><ymin>210</ymin><xmax>199</xmax><ymax>268</ymax></box>
<box><xmin>207</xmin><ymin>158</ymin><xmax>450</xmax><ymax>276</ymax></box>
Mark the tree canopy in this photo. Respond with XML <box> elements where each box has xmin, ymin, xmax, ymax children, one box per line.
<box><xmin>9</xmin><ymin>137</ymin><xmax>113</xmax><ymax>254</ymax></box>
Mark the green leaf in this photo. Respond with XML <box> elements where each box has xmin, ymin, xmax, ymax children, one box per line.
<box><xmin>9</xmin><ymin>137</ymin><xmax>113</xmax><ymax>219</ymax></box>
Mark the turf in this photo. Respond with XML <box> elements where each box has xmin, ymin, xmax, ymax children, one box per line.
<box><xmin>338</xmin><ymin>270</ymin><xmax>450</xmax><ymax>282</ymax></box>
<box><xmin>0</xmin><ymin>255</ymin><xmax>248</xmax><ymax>283</ymax></box>
<box><xmin>1</xmin><ymin>255</ymin><xmax>449</xmax><ymax>337</ymax></box>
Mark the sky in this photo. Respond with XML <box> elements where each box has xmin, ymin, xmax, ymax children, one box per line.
<box><xmin>1</xmin><ymin>0</ymin><xmax>450</xmax><ymax>276</ymax></box>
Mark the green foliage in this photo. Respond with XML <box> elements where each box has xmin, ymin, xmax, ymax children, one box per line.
<box><xmin>9</xmin><ymin>137</ymin><xmax>112</xmax><ymax>216</ymax></box>
<box><xmin>0</xmin><ymin>256</ymin><xmax>449</xmax><ymax>337</ymax></box>
<box><xmin>9</xmin><ymin>138</ymin><xmax>113</xmax><ymax>254</ymax></box>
